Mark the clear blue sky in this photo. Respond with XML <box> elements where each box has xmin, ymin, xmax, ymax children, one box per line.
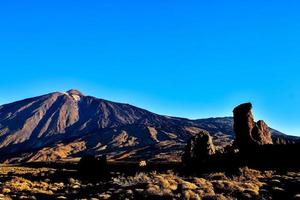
<box><xmin>0</xmin><ymin>1</ymin><xmax>299</xmax><ymax>136</ymax></box>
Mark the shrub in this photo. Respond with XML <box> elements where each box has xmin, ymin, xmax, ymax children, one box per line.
<box><xmin>78</xmin><ymin>155</ymin><xmax>107</xmax><ymax>178</ymax></box>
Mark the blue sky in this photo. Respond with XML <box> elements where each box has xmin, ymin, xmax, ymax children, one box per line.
<box><xmin>0</xmin><ymin>0</ymin><xmax>299</xmax><ymax>136</ymax></box>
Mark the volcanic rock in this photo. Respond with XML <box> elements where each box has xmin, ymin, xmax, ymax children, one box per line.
<box><xmin>252</xmin><ymin>120</ymin><xmax>273</xmax><ymax>145</ymax></box>
<box><xmin>182</xmin><ymin>130</ymin><xmax>216</xmax><ymax>164</ymax></box>
<box><xmin>233</xmin><ymin>103</ymin><xmax>273</xmax><ymax>150</ymax></box>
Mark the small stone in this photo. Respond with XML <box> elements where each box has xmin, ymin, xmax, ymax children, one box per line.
<box><xmin>30</xmin><ymin>196</ymin><xmax>37</xmax><ymax>200</ymax></box>
<box><xmin>49</xmin><ymin>170</ymin><xmax>56</xmax><ymax>175</ymax></box>
<box><xmin>98</xmin><ymin>193</ymin><xmax>111</xmax><ymax>199</ymax></box>
<box><xmin>68</xmin><ymin>178</ymin><xmax>76</xmax><ymax>184</ymax></box>
<box><xmin>126</xmin><ymin>189</ymin><xmax>133</xmax><ymax>195</ymax></box>
<box><xmin>50</xmin><ymin>187</ymin><xmax>58</xmax><ymax>192</ymax></box>
<box><xmin>180</xmin><ymin>181</ymin><xmax>198</xmax><ymax>190</ymax></box>
<box><xmin>135</xmin><ymin>189</ymin><xmax>144</xmax><ymax>193</ymax></box>
<box><xmin>241</xmin><ymin>192</ymin><xmax>252</xmax><ymax>199</ymax></box>
<box><xmin>72</xmin><ymin>184</ymin><xmax>80</xmax><ymax>189</ymax></box>
<box><xmin>272</xmin><ymin>187</ymin><xmax>285</xmax><ymax>192</ymax></box>
<box><xmin>293</xmin><ymin>194</ymin><xmax>300</xmax><ymax>200</ymax></box>
<box><xmin>271</xmin><ymin>179</ymin><xmax>281</xmax><ymax>184</ymax></box>
<box><xmin>55</xmin><ymin>182</ymin><xmax>65</xmax><ymax>188</ymax></box>
<box><xmin>2</xmin><ymin>188</ymin><xmax>11</xmax><ymax>193</ymax></box>
<box><xmin>57</xmin><ymin>196</ymin><xmax>67</xmax><ymax>199</ymax></box>
<box><xmin>45</xmin><ymin>179</ymin><xmax>51</xmax><ymax>183</ymax></box>
<box><xmin>19</xmin><ymin>196</ymin><xmax>34</xmax><ymax>199</ymax></box>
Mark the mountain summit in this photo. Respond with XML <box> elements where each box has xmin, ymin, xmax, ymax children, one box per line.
<box><xmin>0</xmin><ymin>90</ymin><xmax>296</xmax><ymax>163</ymax></box>
<box><xmin>66</xmin><ymin>89</ymin><xmax>84</xmax><ymax>96</ymax></box>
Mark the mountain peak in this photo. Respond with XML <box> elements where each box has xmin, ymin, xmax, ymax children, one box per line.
<box><xmin>0</xmin><ymin>90</ymin><xmax>295</xmax><ymax>163</ymax></box>
<box><xmin>66</xmin><ymin>89</ymin><xmax>84</xmax><ymax>96</ymax></box>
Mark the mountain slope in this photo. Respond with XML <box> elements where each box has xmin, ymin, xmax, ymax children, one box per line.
<box><xmin>0</xmin><ymin>90</ymin><xmax>297</xmax><ymax>163</ymax></box>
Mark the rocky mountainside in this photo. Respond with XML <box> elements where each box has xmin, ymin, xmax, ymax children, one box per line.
<box><xmin>0</xmin><ymin>90</ymin><xmax>298</xmax><ymax>163</ymax></box>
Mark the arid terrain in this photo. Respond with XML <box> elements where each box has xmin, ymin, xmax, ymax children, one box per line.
<box><xmin>0</xmin><ymin>90</ymin><xmax>297</xmax><ymax>164</ymax></box>
<box><xmin>0</xmin><ymin>164</ymin><xmax>299</xmax><ymax>200</ymax></box>
<box><xmin>0</xmin><ymin>92</ymin><xmax>299</xmax><ymax>200</ymax></box>
<box><xmin>2</xmin><ymin>0</ymin><xmax>300</xmax><ymax>199</ymax></box>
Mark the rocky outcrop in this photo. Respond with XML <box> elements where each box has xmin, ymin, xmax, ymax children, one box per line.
<box><xmin>182</xmin><ymin>130</ymin><xmax>216</xmax><ymax>165</ymax></box>
<box><xmin>233</xmin><ymin>103</ymin><xmax>273</xmax><ymax>151</ymax></box>
<box><xmin>252</xmin><ymin>120</ymin><xmax>273</xmax><ymax>145</ymax></box>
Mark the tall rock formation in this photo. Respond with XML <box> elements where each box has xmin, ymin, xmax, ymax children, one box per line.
<box><xmin>233</xmin><ymin>103</ymin><xmax>273</xmax><ymax>150</ymax></box>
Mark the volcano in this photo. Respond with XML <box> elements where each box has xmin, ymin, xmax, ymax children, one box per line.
<box><xmin>0</xmin><ymin>90</ymin><xmax>297</xmax><ymax>163</ymax></box>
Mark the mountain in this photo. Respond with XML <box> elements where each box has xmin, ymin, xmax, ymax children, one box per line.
<box><xmin>0</xmin><ymin>90</ymin><xmax>298</xmax><ymax>163</ymax></box>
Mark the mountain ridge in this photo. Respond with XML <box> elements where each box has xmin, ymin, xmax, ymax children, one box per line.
<box><xmin>0</xmin><ymin>90</ymin><xmax>298</xmax><ymax>163</ymax></box>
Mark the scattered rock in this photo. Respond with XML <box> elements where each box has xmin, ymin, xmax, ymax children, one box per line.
<box><xmin>56</xmin><ymin>196</ymin><xmax>67</xmax><ymax>199</ymax></box>
<box><xmin>72</xmin><ymin>184</ymin><xmax>80</xmax><ymax>189</ymax></box>
<box><xmin>54</xmin><ymin>182</ymin><xmax>65</xmax><ymax>188</ymax></box>
<box><xmin>44</xmin><ymin>178</ymin><xmax>50</xmax><ymax>183</ymax></box>
<box><xmin>98</xmin><ymin>193</ymin><xmax>111</xmax><ymax>199</ymax></box>
<box><xmin>126</xmin><ymin>189</ymin><xmax>133</xmax><ymax>195</ymax></box>
<box><xmin>183</xmin><ymin>190</ymin><xmax>201</xmax><ymax>200</ymax></box>
<box><xmin>68</xmin><ymin>178</ymin><xmax>76</xmax><ymax>184</ymax></box>
<box><xmin>135</xmin><ymin>188</ymin><xmax>144</xmax><ymax>193</ymax></box>
<box><xmin>2</xmin><ymin>188</ymin><xmax>11</xmax><ymax>193</ymax></box>
<box><xmin>293</xmin><ymin>194</ymin><xmax>300</xmax><ymax>200</ymax></box>
<box><xmin>180</xmin><ymin>181</ymin><xmax>198</xmax><ymax>190</ymax></box>
<box><xmin>139</xmin><ymin>160</ymin><xmax>147</xmax><ymax>167</ymax></box>
<box><xmin>272</xmin><ymin>186</ymin><xmax>285</xmax><ymax>193</ymax></box>
<box><xmin>270</xmin><ymin>179</ymin><xmax>281</xmax><ymax>185</ymax></box>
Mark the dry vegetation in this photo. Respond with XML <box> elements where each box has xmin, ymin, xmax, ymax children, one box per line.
<box><xmin>0</xmin><ymin>165</ymin><xmax>299</xmax><ymax>200</ymax></box>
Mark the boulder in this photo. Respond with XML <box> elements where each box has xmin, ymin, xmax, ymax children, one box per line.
<box><xmin>182</xmin><ymin>130</ymin><xmax>216</xmax><ymax>165</ymax></box>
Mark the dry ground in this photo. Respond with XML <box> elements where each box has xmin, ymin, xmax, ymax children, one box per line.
<box><xmin>0</xmin><ymin>164</ymin><xmax>299</xmax><ymax>200</ymax></box>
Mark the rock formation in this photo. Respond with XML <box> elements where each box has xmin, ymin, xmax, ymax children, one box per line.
<box><xmin>182</xmin><ymin>130</ymin><xmax>216</xmax><ymax>165</ymax></box>
<box><xmin>252</xmin><ymin>120</ymin><xmax>273</xmax><ymax>145</ymax></box>
<box><xmin>233</xmin><ymin>103</ymin><xmax>273</xmax><ymax>151</ymax></box>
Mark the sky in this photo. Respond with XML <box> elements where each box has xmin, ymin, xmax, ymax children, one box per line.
<box><xmin>0</xmin><ymin>0</ymin><xmax>299</xmax><ymax>136</ymax></box>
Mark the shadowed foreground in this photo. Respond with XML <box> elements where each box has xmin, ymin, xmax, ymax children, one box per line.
<box><xmin>0</xmin><ymin>162</ymin><xmax>299</xmax><ymax>200</ymax></box>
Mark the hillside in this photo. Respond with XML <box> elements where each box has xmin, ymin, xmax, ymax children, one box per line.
<box><xmin>0</xmin><ymin>90</ymin><xmax>297</xmax><ymax>163</ymax></box>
